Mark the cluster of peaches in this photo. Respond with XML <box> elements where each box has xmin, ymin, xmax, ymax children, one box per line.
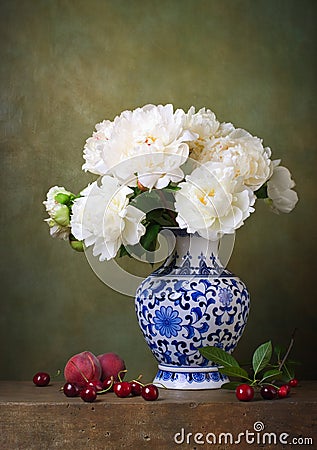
<box><xmin>33</xmin><ymin>351</ymin><xmax>159</xmax><ymax>402</ymax></box>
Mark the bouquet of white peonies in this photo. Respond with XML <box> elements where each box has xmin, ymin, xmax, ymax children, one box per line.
<box><xmin>43</xmin><ymin>104</ymin><xmax>298</xmax><ymax>261</ymax></box>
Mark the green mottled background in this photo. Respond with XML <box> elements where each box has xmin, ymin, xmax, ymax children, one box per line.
<box><xmin>1</xmin><ymin>0</ymin><xmax>316</xmax><ymax>381</ymax></box>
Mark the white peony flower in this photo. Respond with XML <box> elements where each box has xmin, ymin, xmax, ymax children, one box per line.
<box><xmin>82</xmin><ymin>119</ymin><xmax>115</xmax><ymax>175</ymax></box>
<box><xmin>82</xmin><ymin>104</ymin><xmax>197</xmax><ymax>189</ymax></box>
<box><xmin>175</xmin><ymin>162</ymin><xmax>256</xmax><ymax>240</ymax></box>
<box><xmin>190</xmin><ymin>127</ymin><xmax>272</xmax><ymax>191</ymax></box>
<box><xmin>185</xmin><ymin>107</ymin><xmax>220</xmax><ymax>139</ymax></box>
<box><xmin>184</xmin><ymin>106</ymin><xmax>220</xmax><ymax>160</ymax></box>
<box><xmin>70</xmin><ymin>176</ymin><xmax>146</xmax><ymax>261</ymax></box>
<box><xmin>43</xmin><ymin>186</ymin><xmax>72</xmax><ymax>240</ymax></box>
<box><xmin>267</xmin><ymin>161</ymin><xmax>298</xmax><ymax>214</ymax></box>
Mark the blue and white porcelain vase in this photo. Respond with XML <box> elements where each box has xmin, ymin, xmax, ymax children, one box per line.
<box><xmin>135</xmin><ymin>228</ymin><xmax>250</xmax><ymax>390</ymax></box>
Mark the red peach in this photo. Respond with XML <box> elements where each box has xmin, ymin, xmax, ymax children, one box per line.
<box><xmin>97</xmin><ymin>352</ymin><xmax>126</xmax><ymax>381</ymax></box>
<box><xmin>64</xmin><ymin>351</ymin><xmax>101</xmax><ymax>387</ymax></box>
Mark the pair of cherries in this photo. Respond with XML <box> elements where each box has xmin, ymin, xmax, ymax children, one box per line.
<box><xmin>112</xmin><ymin>379</ymin><xmax>159</xmax><ymax>401</ymax></box>
<box><xmin>235</xmin><ymin>378</ymin><xmax>299</xmax><ymax>402</ymax></box>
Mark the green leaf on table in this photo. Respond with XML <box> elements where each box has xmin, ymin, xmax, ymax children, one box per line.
<box><xmin>221</xmin><ymin>381</ymin><xmax>241</xmax><ymax>390</ymax></box>
<box><xmin>252</xmin><ymin>341</ymin><xmax>272</xmax><ymax>376</ymax></box>
<box><xmin>260</xmin><ymin>369</ymin><xmax>283</xmax><ymax>383</ymax></box>
<box><xmin>199</xmin><ymin>346</ymin><xmax>240</xmax><ymax>367</ymax></box>
<box><xmin>219</xmin><ymin>366</ymin><xmax>250</xmax><ymax>380</ymax></box>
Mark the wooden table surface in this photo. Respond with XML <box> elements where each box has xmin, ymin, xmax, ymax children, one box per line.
<box><xmin>0</xmin><ymin>381</ymin><xmax>316</xmax><ymax>449</ymax></box>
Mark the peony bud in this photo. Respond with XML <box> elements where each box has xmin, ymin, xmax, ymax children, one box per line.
<box><xmin>55</xmin><ymin>193</ymin><xmax>71</xmax><ymax>205</ymax></box>
<box><xmin>69</xmin><ymin>239</ymin><xmax>84</xmax><ymax>252</ymax></box>
<box><xmin>267</xmin><ymin>163</ymin><xmax>298</xmax><ymax>214</ymax></box>
<box><xmin>52</xmin><ymin>204</ymin><xmax>70</xmax><ymax>227</ymax></box>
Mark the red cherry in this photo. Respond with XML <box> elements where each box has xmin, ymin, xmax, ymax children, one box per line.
<box><xmin>63</xmin><ymin>382</ymin><xmax>79</xmax><ymax>397</ymax></box>
<box><xmin>288</xmin><ymin>378</ymin><xmax>298</xmax><ymax>387</ymax></box>
<box><xmin>86</xmin><ymin>380</ymin><xmax>103</xmax><ymax>391</ymax></box>
<box><xmin>102</xmin><ymin>376</ymin><xmax>114</xmax><ymax>392</ymax></box>
<box><xmin>235</xmin><ymin>384</ymin><xmax>254</xmax><ymax>402</ymax></box>
<box><xmin>80</xmin><ymin>386</ymin><xmax>97</xmax><ymax>402</ymax></box>
<box><xmin>130</xmin><ymin>381</ymin><xmax>143</xmax><ymax>396</ymax></box>
<box><xmin>260</xmin><ymin>385</ymin><xmax>277</xmax><ymax>400</ymax></box>
<box><xmin>114</xmin><ymin>381</ymin><xmax>132</xmax><ymax>398</ymax></box>
<box><xmin>141</xmin><ymin>384</ymin><xmax>159</xmax><ymax>401</ymax></box>
<box><xmin>33</xmin><ymin>372</ymin><xmax>50</xmax><ymax>387</ymax></box>
<box><xmin>277</xmin><ymin>385</ymin><xmax>290</xmax><ymax>398</ymax></box>
<box><xmin>285</xmin><ymin>384</ymin><xmax>291</xmax><ymax>394</ymax></box>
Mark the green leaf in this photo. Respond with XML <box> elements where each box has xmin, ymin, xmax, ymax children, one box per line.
<box><xmin>282</xmin><ymin>363</ymin><xmax>295</xmax><ymax>381</ymax></box>
<box><xmin>119</xmin><ymin>245</ymin><xmax>130</xmax><ymax>258</ymax></box>
<box><xmin>163</xmin><ymin>184</ymin><xmax>181</xmax><ymax>191</ymax></box>
<box><xmin>131</xmin><ymin>190</ymin><xmax>162</xmax><ymax>212</ymax></box>
<box><xmin>146</xmin><ymin>209</ymin><xmax>176</xmax><ymax>227</ymax></box>
<box><xmin>255</xmin><ymin>183</ymin><xmax>268</xmax><ymax>199</ymax></box>
<box><xmin>273</xmin><ymin>344</ymin><xmax>281</xmax><ymax>358</ymax></box>
<box><xmin>252</xmin><ymin>341</ymin><xmax>272</xmax><ymax>376</ymax></box>
<box><xmin>140</xmin><ymin>224</ymin><xmax>160</xmax><ymax>252</ymax></box>
<box><xmin>260</xmin><ymin>369</ymin><xmax>283</xmax><ymax>383</ymax></box>
<box><xmin>219</xmin><ymin>366</ymin><xmax>250</xmax><ymax>380</ymax></box>
<box><xmin>199</xmin><ymin>346</ymin><xmax>240</xmax><ymax>367</ymax></box>
<box><xmin>221</xmin><ymin>382</ymin><xmax>241</xmax><ymax>390</ymax></box>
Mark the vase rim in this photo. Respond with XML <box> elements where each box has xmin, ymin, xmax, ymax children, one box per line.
<box><xmin>162</xmin><ymin>226</ymin><xmax>221</xmax><ymax>241</ymax></box>
<box><xmin>161</xmin><ymin>226</ymin><xmax>188</xmax><ymax>236</ymax></box>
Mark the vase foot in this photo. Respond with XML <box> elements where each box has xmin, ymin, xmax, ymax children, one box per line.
<box><xmin>153</xmin><ymin>364</ymin><xmax>229</xmax><ymax>390</ymax></box>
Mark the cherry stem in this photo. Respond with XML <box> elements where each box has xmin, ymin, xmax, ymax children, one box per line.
<box><xmin>259</xmin><ymin>382</ymin><xmax>279</xmax><ymax>389</ymax></box>
<box><xmin>131</xmin><ymin>379</ymin><xmax>145</xmax><ymax>387</ymax></box>
<box><xmin>135</xmin><ymin>373</ymin><xmax>143</xmax><ymax>381</ymax></box>
<box><xmin>87</xmin><ymin>353</ymin><xmax>98</xmax><ymax>380</ymax></box>
<box><xmin>118</xmin><ymin>369</ymin><xmax>128</xmax><ymax>383</ymax></box>
<box><xmin>97</xmin><ymin>376</ymin><xmax>114</xmax><ymax>395</ymax></box>
<box><xmin>52</xmin><ymin>370</ymin><xmax>61</xmax><ymax>379</ymax></box>
<box><xmin>278</xmin><ymin>328</ymin><xmax>297</xmax><ymax>372</ymax></box>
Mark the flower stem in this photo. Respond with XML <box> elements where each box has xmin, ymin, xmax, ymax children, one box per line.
<box><xmin>157</xmin><ymin>189</ymin><xmax>178</xmax><ymax>225</ymax></box>
<box><xmin>278</xmin><ymin>328</ymin><xmax>297</xmax><ymax>371</ymax></box>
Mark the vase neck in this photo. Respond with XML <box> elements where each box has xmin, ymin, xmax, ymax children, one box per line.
<box><xmin>174</xmin><ymin>232</ymin><xmax>220</xmax><ymax>266</ymax></box>
<box><xmin>155</xmin><ymin>229</ymin><xmax>230</xmax><ymax>277</ymax></box>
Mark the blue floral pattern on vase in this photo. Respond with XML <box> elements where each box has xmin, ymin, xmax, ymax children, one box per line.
<box><xmin>153</xmin><ymin>306</ymin><xmax>182</xmax><ymax>338</ymax></box>
<box><xmin>218</xmin><ymin>287</ymin><xmax>233</xmax><ymax>306</ymax></box>
<box><xmin>135</xmin><ymin>230</ymin><xmax>250</xmax><ymax>389</ymax></box>
<box><xmin>155</xmin><ymin>369</ymin><xmax>228</xmax><ymax>384</ymax></box>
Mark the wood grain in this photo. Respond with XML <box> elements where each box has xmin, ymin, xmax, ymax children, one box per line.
<box><xmin>0</xmin><ymin>381</ymin><xmax>316</xmax><ymax>449</ymax></box>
